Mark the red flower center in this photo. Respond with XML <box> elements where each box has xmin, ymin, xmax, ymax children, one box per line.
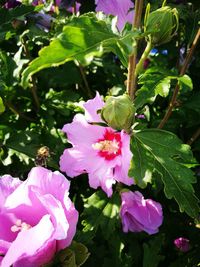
<box><xmin>92</xmin><ymin>129</ymin><xmax>122</xmax><ymax>160</ymax></box>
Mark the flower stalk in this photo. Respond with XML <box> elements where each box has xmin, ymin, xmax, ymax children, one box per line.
<box><xmin>135</xmin><ymin>40</ymin><xmax>152</xmax><ymax>75</ymax></box>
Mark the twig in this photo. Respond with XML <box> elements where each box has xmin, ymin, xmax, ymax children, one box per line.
<box><xmin>158</xmin><ymin>28</ymin><xmax>200</xmax><ymax>129</ymax></box>
<box><xmin>187</xmin><ymin>127</ymin><xmax>200</xmax><ymax>146</ymax></box>
<box><xmin>79</xmin><ymin>65</ymin><xmax>93</xmax><ymax>98</ymax></box>
<box><xmin>21</xmin><ymin>37</ymin><xmax>40</xmax><ymax>111</ymax></box>
<box><xmin>126</xmin><ymin>0</ymin><xmax>144</xmax><ymax>100</ymax></box>
<box><xmin>30</xmin><ymin>77</ymin><xmax>40</xmax><ymax>111</ymax></box>
<box><xmin>5</xmin><ymin>101</ymin><xmax>34</xmax><ymax>121</ymax></box>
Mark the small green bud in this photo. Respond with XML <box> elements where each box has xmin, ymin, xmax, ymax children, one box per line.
<box><xmin>145</xmin><ymin>6</ymin><xmax>179</xmax><ymax>46</ymax></box>
<box><xmin>101</xmin><ymin>94</ymin><xmax>135</xmax><ymax>132</ymax></box>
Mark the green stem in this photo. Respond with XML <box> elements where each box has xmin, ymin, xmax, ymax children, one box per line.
<box><xmin>135</xmin><ymin>41</ymin><xmax>152</xmax><ymax>75</ymax></box>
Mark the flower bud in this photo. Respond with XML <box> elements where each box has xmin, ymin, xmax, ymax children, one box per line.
<box><xmin>101</xmin><ymin>94</ymin><xmax>135</xmax><ymax>132</ymax></box>
<box><xmin>145</xmin><ymin>6</ymin><xmax>179</xmax><ymax>46</ymax></box>
<box><xmin>120</xmin><ymin>191</ymin><xmax>163</xmax><ymax>234</ymax></box>
<box><xmin>174</xmin><ymin>237</ymin><xmax>190</xmax><ymax>252</ymax></box>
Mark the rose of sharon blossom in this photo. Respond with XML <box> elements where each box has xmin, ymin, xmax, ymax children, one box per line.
<box><xmin>0</xmin><ymin>167</ymin><xmax>78</xmax><ymax>267</ymax></box>
<box><xmin>120</xmin><ymin>191</ymin><xmax>163</xmax><ymax>234</ymax></box>
<box><xmin>60</xmin><ymin>92</ymin><xmax>134</xmax><ymax>197</ymax></box>
<box><xmin>174</xmin><ymin>237</ymin><xmax>190</xmax><ymax>252</ymax></box>
<box><xmin>95</xmin><ymin>0</ymin><xmax>134</xmax><ymax>31</ymax></box>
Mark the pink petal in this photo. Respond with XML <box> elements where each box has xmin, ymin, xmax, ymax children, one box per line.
<box><xmin>83</xmin><ymin>91</ymin><xmax>104</xmax><ymax>123</ymax></box>
<box><xmin>1</xmin><ymin>215</ymin><xmax>55</xmax><ymax>267</ymax></box>
<box><xmin>5</xmin><ymin>167</ymin><xmax>70</xmax><ymax>213</ymax></box>
<box><xmin>59</xmin><ymin>148</ymin><xmax>88</xmax><ymax>177</ymax></box>
<box><xmin>0</xmin><ymin>175</ymin><xmax>22</xmax><ymax>207</ymax></box>
<box><xmin>57</xmin><ymin>198</ymin><xmax>78</xmax><ymax>250</ymax></box>
<box><xmin>62</xmin><ymin>114</ymin><xmax>105</xmax><ymax>146</ymax></box>
<box><xmin>34</xmin><ymin>192</ymin><xmax>69</xmax><ymax>240</ymax></box>
<box><xmin>0</xmin><ymin>240</ymin><xmax>11</xmax><ymax>258</ymax></box>
<box><xmin>4</xmin><ymin>167</ymin><xmax>72</xmax><ymax>227</ymax></box>
<box><xmin>95</xmin><ymin>0</ymin><xmax>134</xmax><ymax>31</ymax></box>
<box><xmin>88</xmin><ymin>167</ymin><xmax>116</xmax><ymax>197</ymax></box>
<box><xmin>0</xmin><ymin>213</ymin><xmax>18</xmax><ymax>242</ymax></box>
<box><xmin>114</xmin><ymin>131</ymin><xmax>134</xmax><ymax>185</ymax></box>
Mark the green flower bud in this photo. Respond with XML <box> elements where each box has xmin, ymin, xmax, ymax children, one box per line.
<box><xmin>145</xmin><ymin>6</ymin><xmax>179</xmax><ymax>46</ymax></box>
<box><xmin>101</xmin><ymin>94</ymin><xmax>135</xmax><ymax>132</ymax></box>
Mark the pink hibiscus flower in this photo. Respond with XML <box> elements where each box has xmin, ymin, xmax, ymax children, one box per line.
<box><xmin>120</xmin><ymin>191</ymin><xmax>163</xmax><ymax>235</ymax></box>
<box><xmin>0</xmin><ymin>167</ymin><xmax>78</xmax><ymax>267</ymax></box>
<box><xmin>95</xmin><ymin>0</ymin><xmax>134</xmax><ymax>31</ymax></box>
<box><xmin>59</xmin><ymin>92</ymin><xmax>134</xmax><ymax>197</ymax></box>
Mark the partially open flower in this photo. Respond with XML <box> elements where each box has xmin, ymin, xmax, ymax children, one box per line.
<box><xmin>0</xmin><ymin>167</ymin><xmax>78</xmax><ymax>267</ymax></box>
<box><xmin>120</xmin><ymin>191</ymin><xmax>163</xmax><ymax>234</ymax></box>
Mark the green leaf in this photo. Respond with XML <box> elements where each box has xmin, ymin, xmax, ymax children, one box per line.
<box><xmin>0</xmin><ymin>5</ymin><xmax>40</xmax><ymax>41</ymax></box>
<box><xmin>0</xmin><ymin>5</ymin><xmax>38</xmax><ymax>26</ymax></box>
<box><xmin>0</xmin><ymin>5</ymin><xmax>41</xmax><ymax>25</ymax></box>
<box><xmin>70</xmin><ymin>241</ymin><xmax>90</xmax><ymax>267</ymax></box>
<box><xmin>178</xmin><ymin>74</ymin><xmax>193</xmax><ymax>91</ymax></box>
<box><xmin>143</xmin><ymin>235</ymin><xmax>165</xmax><ymax>267</ymax></box>
<box><xmin>42</xmin><ymin>241</ymin><xmax>89</xmax><ymax>267</ymax></box>
<box><xmin>79</xmin><ymin>191</ymin><xmax>120</xmax><ymax>243</ymax></box>
<box><xmin>129</xmin><ymin>129</ymin><xmax>200</xmax><ymax>218</ymax></box>
<box><xmin>21</xmin><ymin>13</ymin><xmax>140</xmax><ymax>88</ymax></box>
<box><xmin>0</xmin><ymin>51</ymin><xmax>17</xmax><ymax>88</ymax></box>
<box><xmin>134</xmin><ymin>69</ymin><xmax>173</xmax><ymax>109</ymax></box>
<box><xmin>0</xmin><ymin>97</ymin><xmax>5</xmax><ymax>113</ymax></box>
<box><xmin>135</xmin><ymin>69</ymin><xmax>194</xmax><ymax>109</ymax></box>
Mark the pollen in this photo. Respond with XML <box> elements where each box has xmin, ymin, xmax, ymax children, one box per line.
<box><xmin>92</xmin><ymin>139</ymin><xmax>119</xmax><ymax>154</ymax></box>
<box><xmin>11</xmin><ymin>219</ymin><xmax>32</xmax><ymax>232</ymax></box>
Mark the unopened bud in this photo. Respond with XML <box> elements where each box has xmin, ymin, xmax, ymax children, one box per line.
<box><xmin>145</xmin><ymin>6</ymin><xmax>179</xmax><ymax>46</ymax></box>
<box><xmin>101</xmin><ymin>94</ymin><xmax>135</xmax><ymax>132</ymax></box>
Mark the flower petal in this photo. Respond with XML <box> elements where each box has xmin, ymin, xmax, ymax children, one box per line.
<box><xmin>88</xmin><ymin>167</ymin><xmax>116</xmax><ymax>197</ymax></box>
<box><xmin>1</xmin><ymin>215</ymin><xmax>55</xmax><ymax>267</ymax></box>
<box><xmin>4</xmin><ymin>167</ymin><xmax>71</xmax><ymax>225</ymax></box>
<box><xmin>83</xmin><ymin>91</ymin><xmax>104</xmax><ymax>123</ymax></box>
<box><xmin>114</xmin><ymin>131</ymin><xmax>134</xmax><ymax>186</ymax></box>
<box><xmin>62</xmin><ymin>114</ymin><xmax>105</xmax><ymax>146</ymax></box>
<box><xmin>0</xmin><ymin>213</ymin><xmax>18</xmax><ymax>242</ymax></box>
<box><xmin>0</xmin><ymin>175</ymin><xmax>22</xmax><ymax>207</ymax></box>
<box><xmin>59</xmin><ymin>148</ymin><xmax>87</xmax><ymax>177</ymax></box>
<box><xmin>57</xmin><ymin>197</ymin><xmax>79</xmax><ymax>250</ymax></box>
<box><xmin>95</xmin><ymin>0</ymin><xmax>134</xmax><ymax>31</ymax></box>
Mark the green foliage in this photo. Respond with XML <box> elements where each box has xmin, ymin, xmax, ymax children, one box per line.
<box><xmin>0</xmin><ymin>1</ymin><xmax>200</xmax><ymax>266</ymax></box>
<box><xmin>21</xmin><ymin>13</ymin><xmax>141</xmax><ymax>88</ymax></box>
<box><xmin>134</xmin><ymin>67</ymin><xmax>193</xmax><ymax>109</ymax></box>
<box><xmin>129</xmin><ymin>129</ymin><xmax>200</xmax><ymax>218</ymax></box>
<box><xmin>0</xmin><ymin>5</ymin><xmax>41</xmax><ymax>40</ymax></box>
<box><xmin>78</xmin><ymin>191</ymin><xmax>120</xmax><ymax>243</ymax></box>
<box><xmin>143</xmin><ymin>235</ymin><xmax>165</xmax><ymax>267</ymax></box>
<box><xmin>0</xmin><ymin>97</ymin><xmax>5</xmax><ymax>113</ymax></box>
<box><xmin>44</xmin><ymin>241</ymin><xmax>90</xmax><ymax>267</ymax></box>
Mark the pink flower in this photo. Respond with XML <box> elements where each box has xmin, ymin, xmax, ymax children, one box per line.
<box><xmin>0</xmin><ymin>167</ymin><xmax>78</xmax><ymax>267</ymax></box>
<box><xmin>59</xmin><ymin>92</ymin><xmax>134</xmax><ymax>197</ymax></box>
<box><xmin>174</xmin><ymin>237</ymin><xmax>190</xmax><ymax>252</ymax></box>
<box><xmin>120</xmin><ymin>191</ymin><xmax>163</xmax><ymax>234</ymax></box>
<box><xmin>95</xmin><ymin>0</ymin><xmax>134</xmax><ymax>31</ymax></box>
